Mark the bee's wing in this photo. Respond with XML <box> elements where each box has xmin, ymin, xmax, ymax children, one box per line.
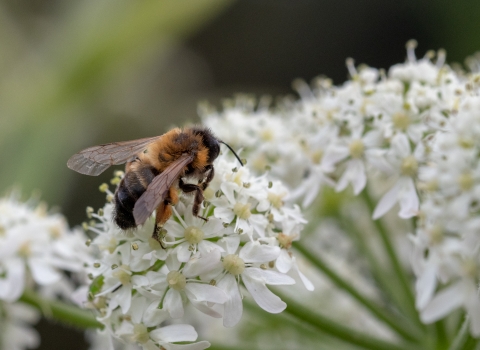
<box><xmin>133</xmin><ymin>153</ymin><xmax>195</xmax><ymax>226</ymax></box>
<box><xmin>67</xmin><ymin>136</ymin><xmax>162</xmax><ymax>176</ymax></box>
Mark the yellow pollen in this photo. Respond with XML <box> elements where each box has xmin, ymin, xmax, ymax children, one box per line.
<box><xmin>110</xmin><ymin>177</ymin><xmax>121</xmax><ymax>185</ymax></box>
<box><xmin>267</xmin><ymin>192</ymin><xmax>285</xmax><ymax>209</ymax></box>
<box><xmin>311</xmin><ymin>150</ymin><xmax>323</xmax><ymax>164</ymax></box>
<box><xmin>260</xmin><ymin>129</ymin><xmax>274</xmax><ymax>141</ymax></box>
<box><xmin>203</xmin><ymin>187</ymin><xmax>214</xmax><ymax>201</ymax></box>
<box><xmin>401</xmin><ymin>155</ymin><xmax>418</xmax><ymax>177</ymax></box>
<box><xmin>99</xmin><ymin>183</ymin><xmax>109</xmax><ymax>193</ymax></box>
<box><xmin>226</xmin><ymin>169</ymin><xmax>245</xmax><ymax>187</ymax></box>
<box><xmin>458</xmin><ymin>173</ymin><xmax>474</xmax><ymax>191</ymax></box>
<box><xmin>167</xmin><ymin>270</ymin><xmax>186</xmax><ymax>291</ymax></box>
<box><xmin>18</xmin><ymin>242</ymin><xmax>31</xmax><ymax>257</ymax></box>
<box><xmin>252</xmin><ymin>155</ymin><xmax>268</xmax><ymax>172</ymax></box>
<box><xmin>112</xmin><ymin>265</ymin><xmax>131</xmax><ymax>285</ymax></box>
<box><xmin>425</xmin><ymin>179</ymin><xmax>438</xmax><ymax>192</ymax></box>
<box><xmin>458</xmin><ymin>137</ymin><xmax>475</xmax><ymax>149</ymax></box>
<box><xmin>86</xmin><ymin>207</ymin><xmax>94</xmax><ymax>218</ymax></box>
<box><xmin>349</xmin><ymin>139</ymin><xmax>365</xmax><ymax>158</ymax></box>
<box><xmin>277</xmin><ymin>233</ymin><xmax>298</xmax><ymax>249</ymax></box>
<box><xmin>392</xmin><ymin>112</ymin><xmax>411</xmax><ymax>130</ymax></box>
<box><xmin>233</xmin><ymin>202</ymin><xmax>252</xmax><ymax>220</ymax></box>
<box><xmin>184</xmin><ymin>226</ymin><xmax>204</xmax><ymax>244</ymax></box>
<box><xmin>101</xmin><ymin>237</ymin><xmax>118</xmax><ymax>254</ymax></box>
<box><xmin>132</xmin><ymin>324</ymin><xmax>150</xmax><ymax>344</ymax></box>
<box><xmin>94</xmin><ymin>296</ymin><xmax>107</xmax><ymax>310</ymax></box>
<box><xmin>34</xmin><ymin>203</ymin><xmax>47</xmax><ymax>217</ymax></box>
<box><xmin>427</xmin><ymin>226</ymin><xmax>444</xmax><ymax>245</ymax></box>
<box><xmin>223</xmin><ymin>254</ymin><xmax>245</xmax><ymax>275</ymax></box>
<box><xmin>463</xmin><ymin>259</ymin><xmax>478</xmax><ymax>279</ymax></box>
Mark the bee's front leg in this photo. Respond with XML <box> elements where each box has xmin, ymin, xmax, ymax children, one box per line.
<box><xmin>178</xmin><ymin>178</ymin><xmax>207</xmax><ymax>222</ymax></box>
<box><xmin>199</xmin><ymin>165</ymin><xmax>214</xmax><ymax>190</ymax></box>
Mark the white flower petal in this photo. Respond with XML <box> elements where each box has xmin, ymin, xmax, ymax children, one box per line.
<box><xmin>239</xmin><ymin>241</ymin><xmax>281</xmax><ymax>263</ymax></box>
<box><xmin>163</xmin><ymin>221</ymin><xmax>185</xmax><ymax>238</ymax></box>
<box><xmin>218</xmin><ymin>274</ymin><xmax>243</xmax><ymax>327</ymax></box>
<box><xmin>292</xmin><ymin>258</ymin><xmax>315</xmax><ymax>291</ymax></box>
<box><xmin>28</xmin><ymin>258</ymin><xmax>61</xmax><ymax>286</ymax></box>
<box><xmin>189</xmin><ymin>298</ymin><xmax>223</xmax><ymax>318</ymax></box>
<box><xmin>161</xmin><ymin>341</ymin><xmax>211</xmax><ymax>350</ymax></box>
<box><xmin>183</xmin><ymin>249</ymin><xmax>221</xmax><ymax>277</ymax></box>
<box><xmin>398</xmin><ymin>177</ymin><xmax>419</xmax><ymax>218</ymax></box>
<box><xmin>114</xmin><ymin>285</ymin><xmax>132</xmax><ymax>314</ymax></box>
<box><xmin>351</xmin><ymin>159</ymin><xmax>367</xmax><ymax>195</ymax></box>
<box><xmin>185</xmin><ymin>283</ymin><xmax>227</xmax><ymax>304</ymax></box>
<box><xmin>214</xmin><ymin>207</ymin><xmax>235</xmax><ymax>223</ymax></box>
<box><xmin>219</xmin><ymin>236</ymin><xmax>241</xmax><ymax>254</ymax></box>
<box><xmin>130</xmin><ymin>296</ymin><xmax>147</xmax><ymax>324</ymax></box>
<box><xmin>198</xmin><ymin>241</ymin><xmax>225</xmax><ymax>256</ymax></box>
<box><xmin>391</xmin><ymin>133</ymin><xmax>411</xmax><ymax>158</ymax></box>
<box><xmin>164</xmin><ymin>289</ymin><xmax>184</xmax><ymax>318</ymax></box>
<box><xmin>420</xmin><ymin>281</ymin><xmax>465</xmax><ymax>323</ymax></box>
<box><xmin>372</xmin><ymin>180</ymin><xmax>401</xmax><ymax>219</ymax></box>
<box><xmin>242</xmin><ymin>272</ymin><xmax>286</xmax><ymax>313</ymax></box>
<box><xmin>0</xmin><ymin>258</ymin><xmax>25</xmax><ymax>302</ymax></box>
<box><xmin>176</xmin><ymin>242</ymin><xmax>192</xmax><ymax>263</ymax></box>
<box><xmin>244</xmin><ymin>268</ymin><xmax>295</xmax><ymax>285</ymax></box>
<box><xmin>276</xmin><ymin>250</ymin><xmax>293</xmax><ymax>273</ymax></box>
<box><xmin>415</xmin><ymin>263</ymin><xmax>437</xmax><ymax>309</ymax></box>
<box><xmin>150</xmin><ymin>324</ymin><xmax>197</xmax><ymax>343</ymax></box>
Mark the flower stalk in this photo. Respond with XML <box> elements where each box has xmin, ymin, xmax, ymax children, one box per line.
<box><xmin>19</xmin><ymin>289</ymin><xmax>102</xmax><ymax>330</ymax></box>
<box><xmin>362</xmin><ymin>189</ymin><xmax>421</xmax><ymax>327</ymax></box>
<box><xmin>276</xmin><ymin>288</ymin><xmax>422</xmax><ymax>350</ymax></box>
<box><xmin>294</xmin><ymin>241</ymin><xmax>422</xmax><ymax>342</ymax></box>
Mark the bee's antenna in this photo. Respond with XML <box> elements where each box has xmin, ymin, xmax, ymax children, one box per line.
<box><xmin>219</xmin><ymin>141</ymin><xmax>244</xmax><ymax>166</ymax></box>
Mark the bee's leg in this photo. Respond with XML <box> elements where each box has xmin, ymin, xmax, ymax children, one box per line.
<box><xmin>152</xmin><ymin>217</ymin><xmax>166</xmax><ymax>249</ymax></box>
<box><xmin>152</xmin><ymin>187</ymin><xmax>178</xmax><ymax>249</ymax></box>
<box><xmin>199</xmin><ymin>165</ymin><xmax>214</xmax><ymax>190</ymax></box>
<box><xmin>178</xmin><ymin>178</ymin><xmax>207</xmax><ymax>222</ymax></box>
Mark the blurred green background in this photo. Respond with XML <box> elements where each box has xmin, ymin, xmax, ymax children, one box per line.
<box><xmin>1</xmin><ymin>0</ymin><xmax>480</xmax><ymax>349</ymax></box>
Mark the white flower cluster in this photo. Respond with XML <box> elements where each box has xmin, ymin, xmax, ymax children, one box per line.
<box><xmin>412</xmin><ymin>88</ymin><xmax>480</xmax><ymax>334</ymax></box>
<box><xmin>0</xmin><ymin>194</ymin><xmax>92</xmax><ymax>350</ymax></box>
<box><xmin>201</xmin><ymin>41</ymin><xmax>480</xmax><ymax>335</ymax></box>
<box><xmin>80</xmin><ymin>152</ymin><xmax>308</xmax><ymax>349</ymax></box>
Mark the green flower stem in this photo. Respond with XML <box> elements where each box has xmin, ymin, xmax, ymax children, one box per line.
<box><xmin>448</xmin><ymin>317</ymin><xmax>470</xmax><ymax>350</ymax></box>
<box><xmin>340</xmin><ymin>216</ymin><xmax>413</xmax><ymax>319</ymax></box>
<box><xmin>209</xmin><ymin>346</ymin><xmax>259</xmax><ymax>350</ymax></box>
<box><xmin>275</xmin><ymin>288</ymin><xmax>421</xmax><ymax>350</ymax></box>
<box><xmin>294</xmin><ymin>241</ymin><xmax>422</xmax><ymax>342</ymax></box>
<box><xmin>435</xmin><ymin>318</ymin><xmax>449</xmax><ymax>349</ymax></box>
<box><xmin>19</xmin><ymin>289</ymin><xmax>102</xmax><ymax>330</ymax></box>
<box><xmin>361</xmin><ymin>189</ymin><xmax>421</xmax><ymax>327</ymax></box>
<box><xmin>243</xmin><ymin>300</ymin><xmax>330</xmax><ymax>343</ymax></box>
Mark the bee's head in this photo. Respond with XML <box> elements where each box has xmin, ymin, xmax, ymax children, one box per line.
<box><xmin>192</xmin><ymin>126</ymin><xmax>242</xmax><ymax>166</ymax></box>
<box><xmin>192</xmin><ymin>127</ymin><xmax>220</xmax><ymax>163</ymax></box>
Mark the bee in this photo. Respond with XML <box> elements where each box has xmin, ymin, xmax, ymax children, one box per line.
<box><xmin>67</xmin><ymin>126</ymin><xmax>242</xmax><ymax>245</ymax></box>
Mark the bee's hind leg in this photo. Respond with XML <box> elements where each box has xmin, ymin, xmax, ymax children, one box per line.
<box><xmin>152</xmin><ymin>187</ymin><xmax>178</xmax><ymax>249</ymax></box>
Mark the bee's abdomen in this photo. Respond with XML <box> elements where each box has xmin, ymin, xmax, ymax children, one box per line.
<box><xmin>113</xmin><ymin>166</ymin><xmax>158</xmax><ymax>230</ymax></box>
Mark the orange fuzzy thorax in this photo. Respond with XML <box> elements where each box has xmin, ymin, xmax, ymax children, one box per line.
<box><xmin>145</xmin><ymin>128</ymin><xmax>209</xmax><ymax>173</ymax></box>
